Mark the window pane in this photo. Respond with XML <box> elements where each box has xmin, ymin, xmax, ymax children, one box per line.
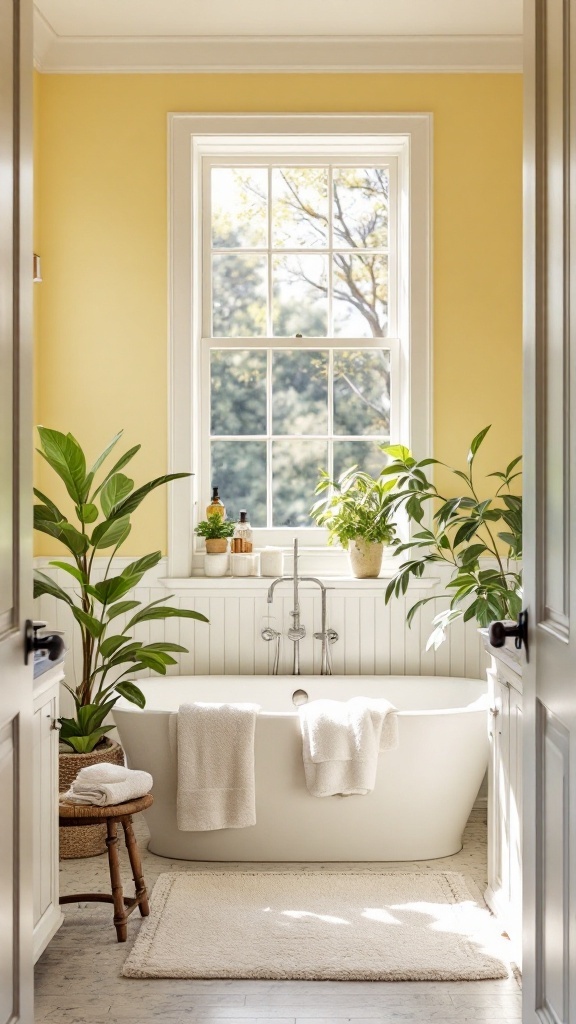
<box><xmin>273</xmin><ymin>440</ymin><xmax>327</xmax><ymax>527</ymax></box>
<box><xmin>332</xmin><ymin>254</ymin><xmax>388</xmax><ymax>337</ymax></box>
<box><xmin>211</xmin><ymin>168</ymin><xmax>267</xmax><ymax>248</ymax></box>
<box><xmin>211</xmin><ymin>350</ymin><xmax>267</xmax><ymax>436</ymax></box>
<box><xmin>333</xmin><ymin>440</ymin><xmax>387</xmax><ymax>481</ymax></box>
<box><xmin>211</xmin><ymin>440</ymin><xmax>267</xmax><ymax>527</ymax></box>
<box><xmin>332</xmin><ymin>168</ymin><xmax>389</xmax><ymax>249</ymax></box>
<box><xmin>272</xmin><ymin>350</ymin><xmax>328</xmax><ymax>436</ymax></box>
<box><xmin>272</xmin><ymin>255</ymin><xmax>327</xmax><ymax>337</ymax></box>
<box><xmin>333</xmin><ymin>350</ymin><xmax>390</xmax><ymax>436</ymax></box>
<box><xmin>272</xmin><ymin>168</ymin><xmax>328</xmax><ymax>248</ymax></box>
<box><xmin>212</xmin><ymin>254</ymin><xmax>267</xmax><ymax>337</ymax></box>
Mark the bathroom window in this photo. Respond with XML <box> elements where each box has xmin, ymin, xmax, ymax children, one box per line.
<box><xmin>204</xmin><ymin>163</ymin><xmax>398</xmax><ymax>529</ymax></box>
<box><xmin>169</xmin><ymin>115</ymin><xmax>431</xmax><ymax>574</ymax></box>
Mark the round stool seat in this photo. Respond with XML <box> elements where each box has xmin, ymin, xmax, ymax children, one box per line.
<box><xmin>59</xmin><ymin>793</ymin><xmax>153</xmax><ymax>821</ymax></box>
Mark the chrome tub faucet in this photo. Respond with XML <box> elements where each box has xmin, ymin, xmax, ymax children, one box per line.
<box><xmin>263</xmin><ymin>539</ymin><xmax>338</xmax><ymax>675</ymax></box>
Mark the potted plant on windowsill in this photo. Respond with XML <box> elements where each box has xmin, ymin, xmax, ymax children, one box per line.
<box><xmin>194</xmin><ymin>512</ymin><xmax>236</xmax><ymax>553</ymax></box>
<box><xmin>310</xmin><ymin>466</ymin><xmax>397</xmax><ymax>578</ymax></box>
<box><xmin>381</xmin><ymin>426</ymin><xmax>522</xmax><ymax>649</ymax></box>
<box><xmin>33</xmin><ymin>426</ymin><xmax>209</xmax><ymax>857</ymax></box>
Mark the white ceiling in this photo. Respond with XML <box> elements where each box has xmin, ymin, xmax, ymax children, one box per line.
<box><xmin>33</xmin><ymin>0</ymin><xmax>524</xmax><ymax>74</ymax></box>
<box><xmin>35</xmin><ymin>0</ymin><xmax>522</xmax><ymax>40</ymax></box>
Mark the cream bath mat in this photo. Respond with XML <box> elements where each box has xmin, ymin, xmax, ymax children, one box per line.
<box><xmin>122</xmin><ymin>870</ymin><xmax>509</xmax><ymax>981</ymax></box>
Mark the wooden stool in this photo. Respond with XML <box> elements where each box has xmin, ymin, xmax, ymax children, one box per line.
<box><xmin>58</xmin><ymin>794</ymin><xmax>153</xmax><ymax>942</ymax></box>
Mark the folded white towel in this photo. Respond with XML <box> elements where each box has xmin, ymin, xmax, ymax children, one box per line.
<box><xmin>176</xmin><ymin>702</ymin><xmax>260</xmax><ymax>831</ymax></box>
<box><xmin>60</xmin><ymin>762</ymin><xmax>153</xmax><ymax>806</ymax></box>
<box><xmin>299</xmin><ymin>697</ymin><xmax>398</xmax><ymax>798</ymax></box>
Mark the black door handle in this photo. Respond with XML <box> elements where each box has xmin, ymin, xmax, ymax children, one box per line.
<box><xmin>24</xmin><ymin>619</ymin><xmax>65</xmax><ymax>666</ymax></box>
<box><xmin>488</xmin><ymin>610</ymin><xmax>528</xmax><ymax>661</ymax></box>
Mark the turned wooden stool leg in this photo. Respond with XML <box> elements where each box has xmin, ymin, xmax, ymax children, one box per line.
<box><xmin>122</xmin><ymin>815</ymin><xmax>149</xmax><ymax>917</ymax></box>
<box><xmin>106</xmin><ymin>818</ymin><xmax>128</xmax><ymax>942</ymax></box>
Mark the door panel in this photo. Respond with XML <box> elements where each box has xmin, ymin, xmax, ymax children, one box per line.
<box><xmin>0</xmin><ymin>0</ymin><xmax>34</xmax><ymax>1021</ymax></box>
<box><xmin>524</xmin><ymin>0</ymin><xmax>576</xmax><ymax>1020</ymax></box>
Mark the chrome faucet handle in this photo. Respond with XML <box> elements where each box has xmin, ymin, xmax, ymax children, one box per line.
<box><xmin>313</xmin><ymin>628</ymin><xmax>338</xmax><ymax>643</ymax></box>
<box><xmin>287</xmin><ymin>625</ymin><xmax>306</xmax><ymax>641</ymax></box>
<box><xmin>261</xmin><ymin>626</ymin><xmax>280</xmax><ymax>641</ymax></box>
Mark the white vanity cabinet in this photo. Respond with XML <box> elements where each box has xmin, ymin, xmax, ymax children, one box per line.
<box><xmin>482</xmin><ymin>632</ymin><xmax>522</xmax><ymax>964</ymax></box>
<box><xmin>33</xmin><ymin>663</ymin><xmax>64</xmax><ymax>962</ymax></box>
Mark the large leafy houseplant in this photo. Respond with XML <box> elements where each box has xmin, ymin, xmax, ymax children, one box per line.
<box><xmin>310</xmin><ymin>466</ymin><xmax>397</xmax><ymax>547</ymax></box>
<box><xmin>33</xmin><ymin>427</ymin><xmax>208</xmax><ymax>752</ymax></box>
<box><xmin>381</xmin><ymin>426</ymin><xmax>522</xmax><ymax>648</ymax></box>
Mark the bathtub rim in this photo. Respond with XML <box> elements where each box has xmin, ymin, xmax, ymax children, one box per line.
<box><xmin>113</xmin><ymin>674</ymin><xmax>489</xmax><ymax>720</ymax></box>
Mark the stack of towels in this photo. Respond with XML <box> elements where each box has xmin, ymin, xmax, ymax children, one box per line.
<box><xmin>298</xmin><ymin>696</ymin><xmax>399</xmax><ymax>797</ymax></box>
<box><xmin>60</xmin><ymin>763</ymin><xmax>153</xmax><ymax>806</ymax></box>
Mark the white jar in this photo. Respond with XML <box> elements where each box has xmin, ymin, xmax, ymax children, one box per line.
<box><xmin>230</xmin><ymin>552</ymin><xmax>251</xmax><ymax>577</ymax></box>
<box><xmin>204</xmin><ymin>552</ymin><xmax>229</xmax><ymax>577</ymax></box>
<box><xmin>260</xmin><ymin>547</ymin><xmax>284</xmax><ymax>577</ymax></box>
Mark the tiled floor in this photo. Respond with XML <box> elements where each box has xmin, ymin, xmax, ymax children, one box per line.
<box><xmin>35</xmin><ymin>807</ymin><xmax>521</xmax><ymax>1024</ymax></box>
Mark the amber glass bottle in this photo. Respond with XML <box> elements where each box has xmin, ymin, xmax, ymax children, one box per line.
<box><xmin>231</xmin><ymin>510</ymin><xmax>253</xmax><ymax>552</ymax></box>
<box><xmin>206</xmin><ymin>486</ymin><xmax>225</xmax><ymax>520</ymax></box>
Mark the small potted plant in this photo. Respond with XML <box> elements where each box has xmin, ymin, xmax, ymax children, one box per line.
<box><xmin>33</xmin><ymin>426</ymin><xmax>209</xmax><ymax>857</ymax></box>
<box><xmin>310</xmin><ymin>466</ymin><xmax>397</xmax><ymax>578</ymax></box>
<box><xmin>194</xmin><ymin>512</ymin><xmax>236</xmax><ymax>553</ymax></box>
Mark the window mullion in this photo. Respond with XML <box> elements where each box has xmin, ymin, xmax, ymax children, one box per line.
<box><xmin>328</xmin><ymin>347</ymin><xmax>334</xmax><ymax>482</ymax></box>
<box><xmin>266</xmin><ymin>348</ymin><xmax>273</xmax><ymax>528</ymax></box>
<box><xmin>328</xmin><ymin>164</ymin><xmax>333</xmax><ymax>337</ymax></box>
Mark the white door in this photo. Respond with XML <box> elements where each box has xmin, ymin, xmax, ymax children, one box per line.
<box><xmin>0</xmin><ymin>0</ymin><xmax>35</xmax><ymax>1021</ymax></box>
<box><xmin>523</xmin><ymin>0</ymin><xmax>576</xmax><ymax>1021</ymax></box>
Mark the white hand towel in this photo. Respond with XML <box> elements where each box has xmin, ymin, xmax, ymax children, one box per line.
<box><xmin>176</xmin><ymin>702</ymin><xmax>260</xmax><ymax>831</ymax></box>
<box><xmin>299</xmin><ymin>696</ymin><xmax>398</xmax><ymax>798</ymax></box>
<box><xmin>60</xmin><ymin>762</ymin><xmax>153</xmax><ymax>806</ymax></box>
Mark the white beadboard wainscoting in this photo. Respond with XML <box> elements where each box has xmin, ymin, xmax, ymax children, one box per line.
<box><xmin>34</xmin><ymin>556</ymin><xmax>490</xmax><ymax>719</ymax></box>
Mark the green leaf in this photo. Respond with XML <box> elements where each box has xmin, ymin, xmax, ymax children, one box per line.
<box><xmin>33</xmin><ymin>488</ymin><xmax>65</xmax><ymax>521</ymax></box>
<box><xmin>92</xmin><ymin>574</ymin><xmax>141</xmax><ymax>605</ymax></box>
<box><xmin>75</xmin><ymin>502</ymin><xmax>99</xmax><ymax>524</ymax></box>
<box><xmin>37</xmin><ymin>427</ymin><xmax>87</xmax><ymax>503</ymax></box>
<box><xmin>100</xmin><ymin>473</ymin><xmax>134</xmax><ymax>518</ymax></box>
<box><xmin>119</xmin><ymin>552</ymin><xmax>162</xmax><ymax>580</ymax></box>
<box><xmin>99</xmin><ymin>634</ymin><xmax>132</xmax><ymax>659</ymax></box>
<box><xmin>91</xmin><ymin>515</ymin><xmax>131</xmax><ymax>550</ymax></box>
<box><xmin>87</xmin><ymin>430</ymin><xmax>124</xmax><ymax>479</ymax></box>
<box><xmin>59</xmin><ymin>728</ymin><xmax>115</xmax><ymax>754</ymax></box>
<box><xmin>380</xmin><ymin>444</ymin><xmax>412</xmax><ymax>462</ymax></box>
<box><xmin>91</xmin><ymin>444</ymin><xmax>141</xmax><ymax>500</ymax></box>
<box><xmin>124</xmin><ymin>605</ymin><xmax>210</xmax><ymax>631</ymax></box>
<box><xmin>405</xmin><ymin>494</ymin><xmax>424</xmax><ymax>523</ymax></box>
<box><xmin>467</xmin><ymin>425</ymin><xmax>491</xmax><ymax>463</ymax></box>
<box><xmin>48</xmin><ymin>560</ymin><xmax>87</xmax><ymax>585</ymax></box>
<box><xmin>33</xmin><ymin>570</ymin><xmax>73</xmax><ymax>605</ymax></box>
<box><xmin>107</xmin><ymin>473</ymin><xmax>190</xmax><ymax>520</ymax></box>
<box><xmin>459</xmin><ymin>544</ymin><xmax>487</xmax><ymax>565</ymax></box>
<box><xmin>71</xmin><ymin>606</ymin><xmax>105</xmax><ymax>638</ymax></box>
<box><xmin>115</xmin><ymin>682</ymin><xmax>146</xmax><ymax>709</ymax></box>
<box><xmin>33</xmin><ymin>507</ymin><xmax>69</xmax><ymax>544</ymax></box>
<box><xmin>58</xmin><ymin>522</ymin><xmax>90</xmax><ymax>555</ymax></box>
<box><xmin>105</xmin><ymin>599</ymin><xmax>140</xmax><ymax>621</ymax></box>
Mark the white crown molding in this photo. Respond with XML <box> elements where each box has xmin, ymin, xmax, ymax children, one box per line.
<box><xmin>33</xmin><ymin>19</ymin><xmax>523</xmax><ymax>74</ymax></box>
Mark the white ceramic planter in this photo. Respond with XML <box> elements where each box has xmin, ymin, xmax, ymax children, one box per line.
<box><xmin>347</xmin><ymin>538</ymin><xmax>384</xmax><ymax>578</ymax></box>
<box><xmin>204</xmin><ymin>552</ymin><xmax>229</xmax><ymax>577</ymax></box>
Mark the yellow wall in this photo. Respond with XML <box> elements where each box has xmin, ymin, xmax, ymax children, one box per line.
<box><xmin>34</xmin><ymin>73</ymin><xmax>523</xmax><ymax>554</ymax></box>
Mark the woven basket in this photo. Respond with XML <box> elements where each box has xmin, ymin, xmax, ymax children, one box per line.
<box><xmin>59</xmin><ymin>739</ymin><xmax>124</xmax><ymax>859</ymax></box>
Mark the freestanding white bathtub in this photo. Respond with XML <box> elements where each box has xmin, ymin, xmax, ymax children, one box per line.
<box><xmin>113</xmin><ymin>675</ymin><xmax>488</xmax><ymax>862</ymax></box>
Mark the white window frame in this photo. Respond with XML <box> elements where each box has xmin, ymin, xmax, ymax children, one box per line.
<box><xmin>168</xmin><ymin>114</ymin><xmax>432</xmax><ymax>578</ymax></box>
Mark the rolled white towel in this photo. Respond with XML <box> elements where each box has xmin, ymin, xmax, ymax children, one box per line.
<box><xmin>60</xmin><ymin>762</ymin><xmax>153</xmax><ymax>806</ymax></box>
